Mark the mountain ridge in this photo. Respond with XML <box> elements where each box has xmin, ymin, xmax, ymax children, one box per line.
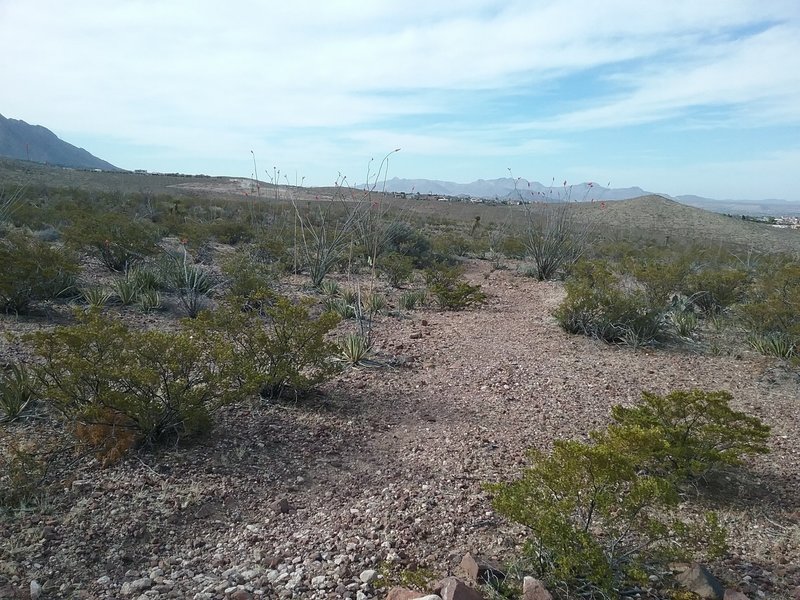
<box><xmin>0</xmin><ymin>114</ymin><xmax>120</xmax><ymax>171</ymax></box>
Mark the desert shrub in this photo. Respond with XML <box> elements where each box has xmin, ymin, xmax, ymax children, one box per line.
<box><xmin>626</xmin><ymin>249</ymin><xmax>692</xmax><ymax>305</ymax></box>
<box><xmin>430</xmin><ymin>231</ymin><xmax>474</xmax><ymax>258</ymax></box>
<box><xmin>555</xmin><ymin>260</ymin><xmax>670</xmax><ymax>346</ymax></box>
<box><xmin>0</xmin><ymin>443</ymin><xmax>45</xmax><ymax>508</ymax></box>
<box><xmin>0</xmin><ymin>364</ymin><xmax>37</xmax><ymax>423</ymax></box>
<box><xmin>379</xmin><ymin>252</ymin><xmax>414</xmax><ymax>287</ymax></box>
<box><xmin>192</xmin><ymin>298</ymin><xmax>341</xmax><ymax>400</ymax></box>
<box><xmin>682</xmin><ymin>266</ymin><xmax>748</xmax><ymax>315</ymax></box>
<box><xmin>523</xmin><ymin>203</ymin><xmax>592</xmax><ymax>280</ymax></box>
<box><xmin>425</xmin><ymin>264</ymin><xmax>486</xmax><ymax>311</ymax></box>
<box><xmin>488</xmin><ymin>389</ymin><xmax>765</xmax><ymax>597</ymax></box>
<box><xmin>609</xmin><ymin>390</ymin><xmax>770</xmax><ymax>483</ymax></box>
<box><xmin>0</xmin><ymin>232</ymin><xmax>80</xmax><ymax>313</ymax></box>
<box><xmin>221</xmin><ymin>251</ymin><xmax>274</xmax><ymax>307</ymax></box>
<box><xmin>64</xmin><ymin>212</ymin><xmax>161</xmax><ymax>272</ymax></box>
<box><xmin>497</xmin><ymin>234</ymin><xmax>527</xmax><ymax>259</ymax></box>
<box><xmin>206</xmin><ymin>220</ymin><xmax>254</xmax><ymax>245</ymax></box>
<box><xmin>385</xmin><ymin>222</ymin><xmax>432</xmax><ymax>266</ymax></box>
<box><xmin>27</xmin><ymin>310</ymin><xmax>242</xmax><ymax>448</ymax></box>
<box><xmin>738</xmin><ymin>260</ymin><xmax>800</xmax><ymax>354</ymax></box>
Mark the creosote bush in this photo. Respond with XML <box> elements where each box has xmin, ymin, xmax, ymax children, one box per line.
<box><xmin>27</xmin><ymin>310</ymin><xmax>243</xmax><ymax>449</ymax></box>
<box><xmin>489</xmin><ymin>389</ymin><xmax>768</xmax><ymax>598</ymax></box>
<box><xmin>64</xmin><ymin>212</ymin><xmax>160</xmax><ymax>272</ymax></box>
<box><xmin>192</xmin><ymin>297</ymin><xmax>341</xmax><ymax>400</ymax></box>
<box><xmin>425</xmin><ymin>264</ymin><xmax>486</xmax><ymax>311</ymax></box>
<box><xmin>0</xmin><ymin>232</ymin><xmax>80</xmax><ymax>313</ymax></box>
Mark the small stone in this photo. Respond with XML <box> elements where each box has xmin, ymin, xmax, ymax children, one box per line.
<box><xmin>96</xmin><ymin>576</ymin><xmax>111</xmax><ymax>586</ymax></box>
<box><xmin>230</xmin><ymin>590</ymin><xmax>253</xmax><ymax>600</ymax></box>
<box><xmin>121</xmin><ymin>577</ymin><xmax>152</xmax><ymax>596</ymax></box>
<box><xmin>30</xmin><ymin>580</ymin><xmax>43</xmax><ymax>600</ymax></box>
<box><xmin>724</xmin><ymin>590</ymin><xmax>750</xmax><ymax>600</ymax></box>
<box><xmin>311</xmin><ymin>575</ymin><xmax>327</xmax><ymax>588</ymax></box>
<box><xmin>359</xmin><ymin>569</ymin><xmax>378</xmax><ymax>584</ymax></box>
<box><xmin>410</xmin><ymin>332</ymin><xmax>423</xmax><ymax>339</ymax></box>
<box><xmin>523</xmin><ymin>576</ymin><xmax>553</xmax><ymax>600</ymax></box>
<box><xmin>676</xmin><ymin>563</ymin><xmax>724</xmax><ymax>600</ymax></box>
<box><xmin>270</xmin><ymin>498</ymin><xmax>291</xmax><ymax>514</ymax></box>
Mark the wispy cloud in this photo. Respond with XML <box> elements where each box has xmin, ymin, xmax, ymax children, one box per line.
<box><xmin>0</xmin><ymin>1</ymin><xmax>798</xmax><ymax>198</ymax></box>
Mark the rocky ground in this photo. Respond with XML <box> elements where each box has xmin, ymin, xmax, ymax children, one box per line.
<box><xmin>1</xmin><ymin>260</ymin><xmax>799</xmax><ymax>599</ymax></box>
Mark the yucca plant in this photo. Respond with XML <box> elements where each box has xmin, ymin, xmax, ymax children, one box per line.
<box><xmin>341</xmin><ymin>287</ymin><xmax>358</xmax><ymax>306</ymax></box>
<box><xmin>747</xmin><ymin>332</ymin><xmax>796</xmax><ymax>358</ymax></box>
<box><xmin>164</xmin><ymin>251</ymin><xmax>216</xmax><ymax>318</ymax></box>
<box><xmin>0</xmin><ymin>364</ymin><xmax>36</xmax><ymax>423</ymax></box>
<box><xmin>112</xmin><ymin>277</ymin><xmax>141</xmax><ymax>305</ymax></box>
<box><xmin>128</xmin><ymin>266</ymin><xmax>163</xmax><ymax>292</ymax></box>
<box><xmin>136</xmin><ymin>288</ymin><xmax>162</xmax><ymax>312</ymax></box>
<box><xmin>326</xmin><ymin>297</ymin><xmax>355</xmax><ymax>319</ymax></box>
<box><xmin>362</xmin><ymin>292</ymin><xmax>387</xmax><ymax>315</ymax></box>
<box><xmin>319</xmin><ymin>280</ymin><xmax>341</xmax><ymax>298</ymax></box>
<box><xmin>399</xmin><ymin>289</ymin><xmax>426</xmax><ymax>310</ymax></box>
<box><xmin>338</xmin><ymin>332</ymin><xmax>372</xmax><ymax>366</ymax></box>
<box><xmin>80</xmin><ymin>287</ymin><xmax>113</xmax><ymax>309</ymax></box>
<box><xmin>670</xmin><ymin>310</ymin><xmax>699</xmax><ymax>338</ymax></box>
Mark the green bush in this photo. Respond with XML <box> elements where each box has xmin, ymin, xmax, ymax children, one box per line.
<box><xmin>27</xmin><ymin>310</ymin><xmax>243</xmax><ymax>448</ymax></box>
<box><xmin>64</xmin><ymin>212</ymin><xmax>161</xmax><ymax>272</ymax></box>
<box><xmin>682</xmin><ymin>266</ymin><xmax>748</xmax><ymax>315</ymax></box>
<box><xmin>379</xmin><ymin>252</ymin><xmax>414</xmax><ymax>287</ymax></box>
<box><xmin>385</xmin><ymin>222</ymin><xmax>432</xmax><ymax>266</ymax></box>
<box><xmin>489</xmin><ymin>389</ymin><xmax>766</xmax><ymax>597</ymax></box>
<box><xmin>0</xmin><ymin>232</ymin><xmax>80</xmax><ymax>313</ymax></box>
<box><xmin>738</xmin><ymin>260</ymin><xmax>800</xmax><ymax>354</ymax></box>
<box><xmin>610</xmin><ymin>389</ymin><xmax>770</xmax><ymax>482</ymax></box>
<box><xmin>554</xmin><ymin>260</ymin><xmax>669</xmax><ymax>346</ymax></box>
<box><xmin>221</xmin><ymin>251</ymin><xmax>274</xmax><ymax>306</ymax></box>
<box><xmin>192</xmin><ymin>298</ymin><xmax>341</xmax><ymax>400</ymax></box>
<box><xmin>425</xmin><ymin>264</ymin><xmax>486</xmax><ymax>311</ymax></box>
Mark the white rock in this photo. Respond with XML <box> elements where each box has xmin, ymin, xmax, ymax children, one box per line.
<box><xmin>359</xmin><ymin>569</ymin><xmax>378</xmax><ymax>584</ymax></box>
<box><xmin>96</xmin><ymin>576</ymin><xmax>111</xmax><ymax>586</ymax></box>
<box><xmin>30</xmin><ymin>581</ymin><xmax>42</xmax><ymax>600</ymax></box>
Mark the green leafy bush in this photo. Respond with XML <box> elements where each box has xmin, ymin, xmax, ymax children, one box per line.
<box><xmin>64</xmin><ymin>212</ymin><xmax>161</xmax><ymax>272</ymax></box>
<box><xmin>738</xmin><ymin>260</ymin><xmax>800</xmax><ymax>354</ymax></box>
<box><xmin>489</xmin><ymin>389</ymin><xmax>767</xmax><ymax>597</ymax></box>
<box><xmin>610</xmin><ymin>389</ymin><xmax>770</xmax><ymax>482</ymax></box>
<box><xmin>379</xmin><ymin>252</ymin><xmax>414</xmax><ymax>287</ymax></box>
<box><xmin>0</xmin><ymin>232</ymin><xmax>80</xmax><ymax>313</ymax></box>
<box><xmin>554</xmin><ymin>260</ymin><xmax>669</xmax><ymax>346</ymax></box>
<box><xmin>192</xmin><ymin>298</ymin><xmax>341</xmax><ymax>400</ymax></box>
<box><xmin>682</xmin><ymin>266</ymin><xmax>748</xmax><ymax>315</ymax></box>
<box><xmin>425</xmin><ymin>264</ymin><xmax>486</xmax><ymax>311</ymax></box>
<box><xmin>27</xmin><ymin>310</ymin><xmax>243</xmax><ymax>448</ymax></box>
<box><xmin>221</xmin><ymin>251</ymin><xmax>274</xmax><ymax>307</ymax></box>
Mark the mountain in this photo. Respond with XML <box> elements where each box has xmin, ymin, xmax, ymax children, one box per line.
<box><xmin>376</xmin><ymin>176</ymin><xmax>650</xmax><ymax>202</ymax></box>
<box><xmin>675</xmin><ymin>195</ymin><xmax>800</xmax><ymax>217</ymax></box>
<box><xmin>0</xmin><ymin>114</ymin><xmax>120</xmax><ymax>171</ymax></box>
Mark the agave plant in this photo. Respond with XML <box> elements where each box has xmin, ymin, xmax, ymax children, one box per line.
<box><xmin>747</xmin><ymin>332</ymin><xmax>796</xmax><ymax>358</ymax></box>
<box><xmin>0</xmin><ymin>364</ymin><xmax>36</xmax><ymax>422</ymax></box>
<box><xmin>80</xmin><ymin>287</ymin><xmax>113</xmax><ymax>309</ymax></box>
<box><xmin>338</xmin><ymin>333</ymin><xmax>372</xmax><ymax>366</ymax></box>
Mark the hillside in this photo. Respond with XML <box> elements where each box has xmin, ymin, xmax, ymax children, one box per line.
<box><xmin>0</xmin><ymin>114</ymin><xmax>120</xmax><ymax>171</ymax></box>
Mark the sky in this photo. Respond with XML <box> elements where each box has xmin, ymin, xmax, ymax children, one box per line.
<box><xmin>1</xmin><ymin>1</ymin><xmax>799</xmax><ymax>201</ymax></box>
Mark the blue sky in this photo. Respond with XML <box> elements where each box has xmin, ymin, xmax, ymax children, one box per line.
<box><xmin>1</xmin><ymin>1</ymin><xmax>799</xmax><ymax>200</ymax></box>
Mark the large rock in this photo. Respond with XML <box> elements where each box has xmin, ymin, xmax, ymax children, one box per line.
<box><xmin>523</xmin><ymin>576</ymin><xmax>553</xmax><ymax>600</ymax></box>
<box><xmin>386</xmin><ymin>588</ymin><xmax>433</xmax><ymax>600</ymax></box>
<box><xmin>435</xmin><ymin>577</ymin><xmax>484</xmax><ymax>600</ymax></box>
<box><xmin>459</xmin><ymin>553</ymin><xmax>505</xmax><ymax>584</ymax></box>
<box><xmin>675</xmin><ymin>563</ymin><xmax>724</xmax><ymax>600</ymax></box>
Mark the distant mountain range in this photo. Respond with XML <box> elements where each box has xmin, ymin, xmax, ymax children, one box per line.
<box><xmin>0</xmin><ymin>113</ymin><xmax>120</xmax><ymax>171</ymax></box>
<box><xmin>373</xmin><ymin>177</ymin><xmax>800</xmax><ymax>216</ymax></box>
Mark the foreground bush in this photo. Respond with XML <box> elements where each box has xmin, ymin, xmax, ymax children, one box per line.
<box><xmin>0</xmin><ymin>232</ymin><xmax>80</xmax><ymax>313</ymax></box>
<box><xmin>27</xmin><ymin>310</ymin><xmax>243</xmax><ymax>449</ymax></box>
<box><xmin>489</xmin><ymin>389</ymin><xmax>768</xmax><ymax>598</ymax></box>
